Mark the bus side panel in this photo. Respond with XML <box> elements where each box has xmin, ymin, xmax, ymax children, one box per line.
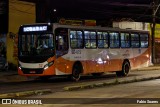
<box><xmin>107</xmin><ymin>59</ymin><xmax>123</xmax><ymax>72</ymax></box>
<box><xmin>81</xmin><ymin>61</ymin><xmax>88</xmax><ymax>74</ymax></box>
<box><xmin>83</xmin><ymin>49</ymin><xmax>105</xmax><ymax>73</ymax></box>
<box><xmin>129</xmin><ymin>48</ymin><xmax>150</xmax><ymax>70</ymax></box>
<box><xmin>44</xmin><ymin>65</ymin><xmax>55</xmax><ymax>75</ymax></box>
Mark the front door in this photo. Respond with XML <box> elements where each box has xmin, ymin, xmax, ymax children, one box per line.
<box><xmin>55</xmin><ymin>28</ymin><xmax>69</xmax><ymax>74</ymax></box>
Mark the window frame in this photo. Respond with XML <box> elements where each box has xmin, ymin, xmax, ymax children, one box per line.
<box><xmin>70</xmin><ymin>30</ymin><xmax>84</xmax><ymax>49</ymax></box>
<box><xmin>109</xmin><ymin>31</ymin><xmax>120</xmax><ymax>48</ymax></box>
<box><xmin>120</xmin><ymin>32</ymin><xmax>131</xmax><ymax>48</ymax></box>
<box><xmin>140</xmin><ymin>33</ymin><xmax>149</xmax><ymax>48</ymax></box>
<box><xmin>131</xmin><ymin>33</ymin><xmax>140</xmax><ymax>48</ymax></box>
<box><xmin>84</xmin><ymin>30</ymin><xmax>97</xmax><ymax>49</ymax></box>
<box><xmin>97</xmin><ymin>31</ymin><xmax>109</xmax><ymax>49</ymax></box>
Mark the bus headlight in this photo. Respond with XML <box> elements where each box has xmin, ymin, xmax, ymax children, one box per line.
<box><xmin>44</xmin><ymin>61</ymin><xmax>54</xmax><ymax>70</ymax></box>
<box><xmin>44</xmin><ymin>65</ymin><xmax>49</xmax><ymax>70</ymax></box>
<box><xmin>18</xmin><ymin>63</ymin><xmax>22</xmax><ymax>70</ymax></box>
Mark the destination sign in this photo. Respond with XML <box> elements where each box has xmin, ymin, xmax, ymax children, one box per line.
<box><xmin>23</xmin><ymin>26</ymin><xmax>47</xmax><ymax>32</ymax></box>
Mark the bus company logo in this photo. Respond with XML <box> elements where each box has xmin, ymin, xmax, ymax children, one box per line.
<box><xmin>71</xmin><ymin>49</ymin><xmax>81</xmax><ymax>54</ymax></box>
<box><xmin>2</xmin><ymin>99</ymin><xmax>11</xmax><ymax>104</ymax></box>
<box><xmin>71</xmin><ymin>49</ymin><xmax>76</xmax><ymax>54</ymax></box>
<box><xmin>39</xmin><ymin>64</ymin><xmax>43</xmax><ymax>68</ymax></box>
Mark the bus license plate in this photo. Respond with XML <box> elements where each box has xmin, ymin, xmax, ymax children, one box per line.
<box><xmin>30</xmin><ymin>71</ymin><xmax>36</xmax><ymax>74</ymax></box>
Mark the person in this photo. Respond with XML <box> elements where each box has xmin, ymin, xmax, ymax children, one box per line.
<box><xmin>58</xmin><ymin>36</ymin><xmax>64</xmax><ymax>50</ymax></box>
<box><xmin>37</xmin><ymin>40</ymin><xmax>48</xmax><ymax>49</ymax></box>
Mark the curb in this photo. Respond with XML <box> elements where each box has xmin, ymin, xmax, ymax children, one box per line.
<box><xmin>0</xmin><ymin>89</ymin><xmax>52</xmax><ymax>98</ymax></box>
<box><xmin>63</xmin><ymin>76</ymin><xmax>160</xmax><ymax>91</ymax></box>
<box><xmin>132</xmin><ymin>67</ymin><xmax>160</xmax><ymax>71</ymax></box>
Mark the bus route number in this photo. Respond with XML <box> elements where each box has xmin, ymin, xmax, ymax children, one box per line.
<box><xmin>71</xmin><ymin>49</ymin><xmax>81</xmax><ymax>54</ymax></box>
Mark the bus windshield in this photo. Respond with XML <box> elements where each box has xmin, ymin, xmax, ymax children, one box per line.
<box><xmin>19</xmin><ymin>34</ymin><xmax>54</xmax><ymax>56</ymax></box>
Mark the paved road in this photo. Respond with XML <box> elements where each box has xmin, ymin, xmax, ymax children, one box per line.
<box><xmin>0</xmin><ymin>73</ymin><xmax>122</xmax><ymax>94</ymax></box>
<box><xmin>1</xmin><ymin>79</ymin><xmax>160</xmax><ymax>107</ymax></box>
<box><xmin>0</xmin><ymin>69</ymin><xmax>160</xmax><ymax>94</ymax></box>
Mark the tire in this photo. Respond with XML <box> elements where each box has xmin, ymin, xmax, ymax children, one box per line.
<box><xmin>116</xmin><ymin>61</ymin><xmax>130</xmax><ymax>77</ymax></box>
<box><xmin>71</xmin><ymin>63</ymin><xmax>82</xmax><ymax>81</ymax></box>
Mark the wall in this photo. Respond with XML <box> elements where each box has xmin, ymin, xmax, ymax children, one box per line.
<box><xmin>7</xmin><ymin>0</ymin><xmax>35</xmax><ymax>65</ymax></box>
<box><xmin>113</xmin><ymin>21</ymin><xmax>148</xmax><ymax>31</ymax></box>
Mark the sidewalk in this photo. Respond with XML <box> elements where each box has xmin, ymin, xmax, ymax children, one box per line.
<box><xmin>0</xmin><ymin>70</ymin><xmax>27</xmax><ymax>82</ymax></box>
<box><xmin>133</xmin><ymin>64</ymin><xmax>160</xmax><ymax>71</ymax></box>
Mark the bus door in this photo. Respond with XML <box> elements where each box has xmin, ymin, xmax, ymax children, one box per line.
<box><xmin>55</xmin><ymin>28</ymin><xmax>69</xmax><ymax>73</ymax></box>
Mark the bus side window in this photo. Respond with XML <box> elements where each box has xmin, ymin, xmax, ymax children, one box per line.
<box><xmin>84</xmin><ymin>31</ymin><xmax>96</xmax><ymax>48</ymax></box>
<box><xmin>98</xmin><ymin>32</ymin><xmax>109</xmax><ymax>48</ymax></box>
<box><xmin>109</xmin><ymin>32</ymin><xmax>120</xmax><ymax>48</ymax></box>
<box><xmin>70</xmin><ymin>30</ymin><xmax>83</xmax><ymax>49</ymax></box>
<box><xmin>131</xmin><ymin>33</ymin><xmax>140</xmax><ymax>48</ymax></box>
<box><xmin>121</xmin><ymin>32</ymin><xmax>130</xmax><ymax>48</ymax></box>
<box><xmin>140</xmin><ymin>33</ymin><xmax>148</xmax><ymax>48</ymax></box>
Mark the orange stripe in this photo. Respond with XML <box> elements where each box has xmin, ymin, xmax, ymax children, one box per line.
<box><xmin>19</xmin><ymin>48</ymin><xmax>150</xmax><ymax>76</ymax></box>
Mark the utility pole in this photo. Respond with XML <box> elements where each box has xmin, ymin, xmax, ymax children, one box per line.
<box><xmin>151</xmin><ymin>1</ymin><xmax>156</xmax><ymax>64</ymax></box>
<box><xmin>151</xmin><ymin>0</ymin><xmax>160</xmax><ymax>64</ymax></box>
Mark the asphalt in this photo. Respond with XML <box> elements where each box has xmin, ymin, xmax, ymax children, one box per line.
<box><xmin>0</xmin><ymin>65</ymin><xmax>160</xmax><ymax>98</ymax></box>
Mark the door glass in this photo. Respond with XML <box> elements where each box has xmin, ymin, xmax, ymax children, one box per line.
<box><xmin>55</xmin><ymin>28</ymin><xmax>69</xmax><ymax>57</ymax></box>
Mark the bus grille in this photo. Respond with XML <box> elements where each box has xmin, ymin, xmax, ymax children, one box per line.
<box><xmin>21</xmin><ymin>68</ymin><xmax>44</xmax><ymax>74</ymax></box>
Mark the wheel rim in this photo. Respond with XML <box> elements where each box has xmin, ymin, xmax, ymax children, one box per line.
<box><xmin>72</xmin><ymin>64</ymin><xmax>80</xmax><ymax>81</ymax></box>
<box><xmin>124</xmin><ymin>63</ymin><xmax>129</xmax><ymax>75</ymax></box>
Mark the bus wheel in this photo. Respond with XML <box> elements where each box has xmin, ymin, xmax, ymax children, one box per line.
<box><xmin>72</xmin><ymin>63</ymin><xmax>82</xmax><ymax>81</ymax></box>
<box><xmin>116</xmin><ymin>61</ymin><xmax>130</xmax><ymax>77</ymax></box>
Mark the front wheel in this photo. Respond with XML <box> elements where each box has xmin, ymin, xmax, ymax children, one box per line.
<box><xmin>116</xmin><ymin>61</ymin><xmax>130</xmax><ymax>77</ymax></box>
<box><xmin>71</xmin><ymin>63</ymin><xmax>82</xmax><ymax>81</ymax></box>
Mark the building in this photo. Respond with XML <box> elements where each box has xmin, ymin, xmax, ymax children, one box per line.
<box><xmin>4</xmin><ymin>0</ymin><xmax>35</xmax><ymax>66</ymax></box>
<box><xmin>1</xmin><ymin>0</ymin><xmax>160</xmax><ymax>66</ymax></box>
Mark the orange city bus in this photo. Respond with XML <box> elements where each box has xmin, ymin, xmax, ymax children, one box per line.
<box><xmin>18</xmin><ymin>23</ymin><xmax>151</xmax><ymax>81</ymax></box>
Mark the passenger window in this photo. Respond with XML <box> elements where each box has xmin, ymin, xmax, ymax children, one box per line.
<box><xmin>84</xmin><ymin>31</ymin><xmax>97</xmax><ymax>48</ymax></box>
<box><xmin>70</xmin><ymin>30</ymin><xmax>83</xmax><ymax>49</ymax></box>
<box><xmin>98</xmin><ymin>32</ymin><xmax>109</xmax><ymax>48</ymax></box>
<box><xmin>121</xmin><ymin>33</ymin><xmax>130</xmax><ymax>48</ymax></box>
<box><xmin>140</xmin><ymin>33</ymin><xmax>148</xmax><ymax>48</ymax></box>
<box><xmin>109</xmin><ymin>32</ymin><xmax>120</xmax><ymax>48</ymax></box>
<box><xmin>131</xmin><ymin>33</ymin><xmax>140</xmax><ymax>48</ymax></box>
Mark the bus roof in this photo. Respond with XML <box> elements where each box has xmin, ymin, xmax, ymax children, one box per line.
<box><xmin>19</xmin><ymin>23</ymin><xmax>149</xmax><ymax>34</ymax></box>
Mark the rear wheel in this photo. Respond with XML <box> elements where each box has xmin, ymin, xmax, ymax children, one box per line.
<box><xmin>71</xmin><ymin>63</ymin><xmax>82</xmax><ymax>81</ymax></box>
<box><xmin>116</xmin><ymin>61</ymin><xmax>130</xmax><ymax>77</ymax></box>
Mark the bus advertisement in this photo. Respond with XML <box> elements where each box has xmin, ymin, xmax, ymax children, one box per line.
<box><xmin>18</xmin><ymin>23</ymin><xmax>151</xmax><ymax>81</ymax></box>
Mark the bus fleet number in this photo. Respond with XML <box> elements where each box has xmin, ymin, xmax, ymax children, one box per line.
<box><xmin>71</xmin><ymin>49</ymin><xmax>81</xmax><ymax>54</ymax></box>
